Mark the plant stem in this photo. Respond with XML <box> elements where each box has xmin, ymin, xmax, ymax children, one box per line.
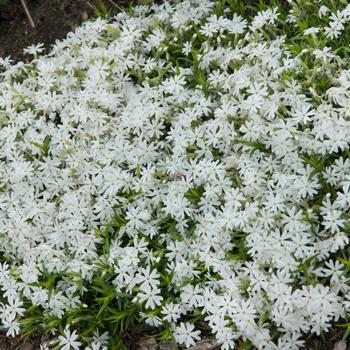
<box><xmin>21</xmin><ymin>0</ymin><xmax>36</xmax><ymax>29</ymax></box>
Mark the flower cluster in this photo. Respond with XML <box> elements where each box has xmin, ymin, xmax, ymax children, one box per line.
<box><xmin>0</xmin><ymin>1</ymin><xmax>350</xmax><ymax>349</ymax></box>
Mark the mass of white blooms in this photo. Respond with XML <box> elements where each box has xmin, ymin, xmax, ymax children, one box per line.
<box><xmin>0</xmin><ymin>1</ymin><xmax>350</xmax><ymax>349</ymax></box>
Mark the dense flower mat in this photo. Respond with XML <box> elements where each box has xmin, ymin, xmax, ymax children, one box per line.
<box><xmin>0</xmin><ymin>0</ymin><xmax>350</xmax><ymax>349</ymax></box>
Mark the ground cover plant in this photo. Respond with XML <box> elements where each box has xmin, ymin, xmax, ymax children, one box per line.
<box><xmin>0</xmin><ymin>0</ymin><xmax>350</xmax><ymax>349</ymax></box>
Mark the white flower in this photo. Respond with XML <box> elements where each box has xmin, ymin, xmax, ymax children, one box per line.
<box><xmin>324</xmin><ymin>22</ymin><xmax>342</xmax><ymax>39</ymax></box>
<box><xmin>23</xmin><ymin>43</ymin><xmax>45</xmax><ymax>56</ymax></box>
<box><xmin>137</xmin><ymin>284</ymin><xmax>163</xmax><ymax>309</ymax></box>
<box><xmin>303</xmin><ymin>27</ymin><xmax>320</xmax><ymax>35</ymax></box>
<box><xmin>161</xmin><ymin>302</ymin><xmax>182</xmax><ymax>323</ymax></box>
<box><xmin>313</xmin><ymin>47</ymin><xmax>334</xmax><ymax>63</ymax></box>
<box><xmin>3</xmin><ymin>319</ymin><xmax>21</xmax><ymax>337</ymax></box>
<box><xmin>318</xmin><ymin>5</ymin><xmax>330</xmax><ymax>18</ymax></box>
<box><xmin>134</xmin><ymin>266</ymin><xmax>160</xmax><ymax>290</ymax></box>
<box><xmin>174</xmin><ymin>323</ymin><xmax>201</xmax><ymax>348</ymax></box>
<box><xmin>182</xmin><ymin>41</ymin><xmax>192</xmax><ymax>56</ymax></box>
<box><xmin>40</xmin><ymin>344</ymin><xmax>50</xmax><ymax>350</ymax></box>
<box><xmin>58</xmin><ymin>327</ymin><xmax>81</xmax><ymax>350</ymax></box>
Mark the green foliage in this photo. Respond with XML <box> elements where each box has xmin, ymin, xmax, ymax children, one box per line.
<box><xmin>91</xmin><ymin>0</ymin><xmax>130</xmax><ymax>19</ymax></box>
<box><xmin>0</xmin><ymin>0</ymin><xmax>9</xmax><ymax>8</ymax></box>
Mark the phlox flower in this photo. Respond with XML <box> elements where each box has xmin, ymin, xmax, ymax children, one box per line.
<box><xmin>174</xmin><ymin>322</ymin><xmax>201</xmax><ymax>348</ymax></box>
<box><xmin>58</xmin><ymin>327</ymin><xmax>81</xmax><ymax>350</ymax></box>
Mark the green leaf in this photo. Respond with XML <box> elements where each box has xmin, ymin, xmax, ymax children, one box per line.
<box><xmin>338</xmin><ymin>257</ymin><xmax>350</xmax><ymax>273</ymax></box>
<box><xmin>31</xmin><ymin>135</ymin><xmax>51</xmax><ymax>156</ymax></box>
<box><xmin>184</xmin><ymin>186</ymin><xmax>203</xmax><ymax>205</ymax></box>
<box><xmin>233</xmin><ymin>139</ymin><xmax>270</xmax><ymax>154</ymax></box>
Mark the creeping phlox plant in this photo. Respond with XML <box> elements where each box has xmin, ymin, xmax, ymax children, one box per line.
<box><xmin>0</xmin><ymin>0</ymin><xmax>350</xmax><ymax>349</ymax></box>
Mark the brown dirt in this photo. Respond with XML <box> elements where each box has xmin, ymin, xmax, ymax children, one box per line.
<box><xmin>302</xmin><ymin>328</ymin><xmax>350</xmax><ymax>350</ymax></box>
<box><xmin>0</xmin><ymin>333</ymin><xmax>44</xmax><ymax>350</ymax></box>
<box><xmin>0</xmin><ymin>0</ymin><xmax>137</xmax><ymax>62</ymax></box>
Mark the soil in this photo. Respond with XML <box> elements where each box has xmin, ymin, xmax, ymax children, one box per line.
<box><xmin>0</xmin><ymin>333</ymin><xmax>44</xmax><ymax>350</ymax></box>
<box><xmin>303</xmin><ymin>328</ymin><xmax>349</xmax><ymax>350</ymax></box>
<box><xmin>0</xmin><ymin>0</ymin><xmax>137</xmax><ymax>62</ymax></box>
